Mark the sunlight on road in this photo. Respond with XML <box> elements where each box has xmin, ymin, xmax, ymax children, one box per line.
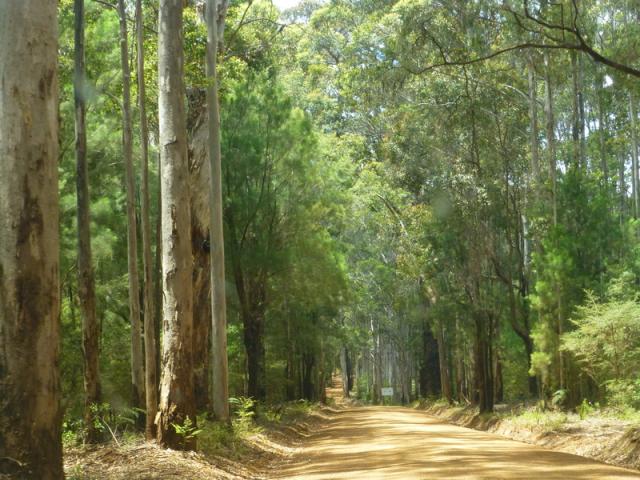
<box><xmin>276</xmin><ymin>406</ymin><xmax>640</xmax><ymax>480</ymax></box>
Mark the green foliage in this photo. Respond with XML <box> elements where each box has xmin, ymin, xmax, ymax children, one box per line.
<box><xmin>171</xmin><ymin>416</ymin><xmax>203</xmax><ymax>441</ymax></box>
<box><xmin>197</xmin><ymin>419</ymin><xmax>244</xmax><ymax>457</ymax></box>
<box><xmin>551</xmin><ymin>389</ymin><xmax>568</xmax><ymax>409</ymax></box>
<box><xmin>605</xmin><ymin>380</ymin><xmax>640</xmax><ymax>411</ymax></box>
<box><xmin>512</xmin><ymin>410</ymin><xmax>569</xmax><ymax>433</ymax></box>
<box><xmin>88</xmin><ymin>402</ymin><xmax>143</xmax><ymax>443</ymax></box>
<box><xmin>577</xmin><ymin>399</ymin><xmax>597</xmax><ymax>420</ymax></box>
<box><xmin>62</xmin><ymin>418</ymin><xmax>81</xmax><ymax>448</ymax></box>
<box><xmin>562</xmin><ymin>293</ymin><xmax>640</xmax><ymax>385</ymax></box>
<box><xmin>229</xmin><ymin>397</ymin><xmax>257</xmax><ymax>433</ymax></box>
<box><xmin>53</xmin><ymin>0</ymin><xmax>640</xmax><ymax>431</ymax></box>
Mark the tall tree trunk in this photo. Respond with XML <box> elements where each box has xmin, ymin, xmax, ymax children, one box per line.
<box><xmin>243</xmin><ymin>308</ymin><xmax>266</xmax><ymax>401</ymax></box>
<box><xmin>302</xmin><ymin>353</ymin><xmax>315</xmax><ymax>400</ymax></box>
<box><xmin>474</xmin><ymin>314</ymin><xmax>493</xmax><ymax>413</ymax></box>
<box><xmin>597</xmin><ymin>68</ymin><xmax>609</xmax><ymax>185</ymax></box>
<box><xmin>373</xmin><ymin>320</ymin><xmax>382</xmax><ymax>404</ymax></box>
<box><xmin>155</xmin><ymin>152</ymin><xmax>163</xmax><ymax>384</ymax></box>
<box><xmin>527</xmin><ymin>55</ymin><xmax>540</xmax><ymax>184</ymax></box>
<box><xmin>0</xmin><ymin>2</ymin><xmax>63</xmax><ymax>477</ymax></box>
<box><xmin>136</xmin><ymin>0</ymin><xmax>158</xmax><ymax>440</ymax></box>
<box><xmin>570</xmin><ymin>52</ymin><xmax>580</xmax><ymax>170</ymax></box>
<box><xmin>286</xmin><ymin>314</ymin><xmax>296</xmax><ymax>400</ymax></box>
<box><xmin>206</xmin><ymin>0</ymin><xmax>230</xmax><ymax>421</ymax></box>
<box><xmin>74</xmin><ymin>0</ymin><xmax>101</xmax><ymax>444</ymax></box>
<box><xmin>620</xmin><ymin>152</ymin><xmax>627</xmax><ymax>222</ymax></box>
<box><xmin>157</xmin><ymin>0</ymin><xmax>196</xmax><ymax>450</ymax></box>
<box><xmin>117</xmin><ymin>0</ymin><xmax>145</xmax><ymax>416</ymax></box>
<box><xmin>419</xmin><ymin>319</ymin><xmax>441</xmax><ymax>397</ymax></box>
<box><xmin>340</xmin><ymin>346</ymin><xmax>350</xmax><ymax>398</ymax></box>
<box><xmin>191</xmin><ymin>221</ymin><xmax>211</xmax><ymax>411</ymax></box>
<box><xmin>578</xmin><ymin>54</ymin><xmax>587</xmax><ymax>170</ymax></box>
<box><xmin>494</xmin><ymin>352</ymin><xmax>504</xmax><ymax>404</ymax></box>
<box><xmin>544</xmin><ymin>51</ymin><xmax>564</xmax><ymax>389</ymax></box>
<box><xmin>544</xmin><ymin>51</ymin><xmax>557</xmax><ymax>225</ymax></box>
<box><xmin>630</xmin><ymin>92</ymin><xmax>639</xmax><ymax>219</ymax></box>
<box><xmin>346</xmin><ymin>349</ymin><xmax>354</xmax><ymax>392</ymax></box>
<box><xmin>188</xmin><ymin>116</ymin><xmax>212</xmax><ymax>412</ymax></box>
<box><xmin>437</xmin><ymin>322</ymin><xmax>452</xmax><ymax>402</ymax></box>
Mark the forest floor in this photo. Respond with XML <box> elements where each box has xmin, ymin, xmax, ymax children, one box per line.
<box><xmin>63</xmin><ymin>404</ymin><xmax>333</xmax><ymax>479</ymax></box>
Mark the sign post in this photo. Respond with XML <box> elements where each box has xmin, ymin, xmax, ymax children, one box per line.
<box><xmin>381</xmin><ymin>387</ymin><xmax>393</xmax><ymax>404</ymax></box>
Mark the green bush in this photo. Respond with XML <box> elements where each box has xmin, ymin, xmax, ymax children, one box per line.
<box><xmin>576</xmin><ymin>399</ymin><xmax>597</xmax><ymax>420</ymax></box>
<box><xmin>606</xmin><ymin>379</ymin><xmax>640</xmax><ymax>410</ymax></box>
<box><xmin>229</xmin><ymin>396</ymin><xmax>258</xmax><ymax>434</ymax></box>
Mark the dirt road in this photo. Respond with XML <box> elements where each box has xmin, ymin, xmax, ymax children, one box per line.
<box><xmin>277</xmin><ymin>405</ymin><xmax>640</xmax><ymax>479</ymax></box>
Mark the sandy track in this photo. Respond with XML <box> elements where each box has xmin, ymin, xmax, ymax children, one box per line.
<box><xmin>276</xmin><ymin>405</ymin><xmax>640</xmax><ymax>479</ymax></box>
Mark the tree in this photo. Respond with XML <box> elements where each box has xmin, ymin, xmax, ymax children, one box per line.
<box><xmin>136</xmin><ymin>0</ymin><xmax>159</xmax><ymax>440</ymax></box>
<box><xmin>157</xmin><ymin>0</ymin><xmax>196</xmax><ymax>450</ymax></box>
<box><xmin>117</xmin><ymin>0</ymin><xmax>145</xmax><ymax>416</ymax></box>
<box><xmin>206</xmin><ymin>0</ymin><xmax>230</xmax><ymax>421</ymax></box>
<box><xmin>0</xmin><ymin>1</ymin><xmax>63</xmax><ymax>477</ymax></box>
<box><xmin>74</xmin><ymin>0</ymin><xmax>102</xmax><ymax>443</ymax></box>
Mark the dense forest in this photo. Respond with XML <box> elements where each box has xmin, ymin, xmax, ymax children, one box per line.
<box><xmin>1</xmin><ymin>0</ymin><xmax>640</xmax><ymax>478</ymax></box>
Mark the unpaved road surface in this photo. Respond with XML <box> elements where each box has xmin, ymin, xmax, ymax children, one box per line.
<box><xmin>277</xmin><ymin>405</ymin><xmax>640</xmax><ymax>479</ymax></box>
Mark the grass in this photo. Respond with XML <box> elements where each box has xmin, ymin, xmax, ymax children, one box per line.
<box><xmin>510</xmin><ymin>409</ymin><xmax>569</xmax><ymax>433</ymax></box>
<box><xmin>198</xmin><ymin>398</ymin><xmax>317</xmax><ymax>458</ymax></box>
<box><xmin>197</xmin><ymin>417</ymin><xmax>253</xmax><ymax>458</ymax></box>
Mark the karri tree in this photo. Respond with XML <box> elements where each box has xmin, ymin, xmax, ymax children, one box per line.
<box><xmin>0</xmin><ymin>1</ymin><xmax>63</xmax><ymax>477</ymax></box>
<box><xmin>156</xmin><ymin>0</ymin><xmax>196</xmax><ymax>449</ymax></box>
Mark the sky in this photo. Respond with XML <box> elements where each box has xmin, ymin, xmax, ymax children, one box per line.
<box><xmin>272</xmin><ymin>0</ymin><xmax>301</xmax><ymax>12</ymax></box>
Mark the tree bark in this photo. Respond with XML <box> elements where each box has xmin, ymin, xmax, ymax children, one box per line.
<box><xmin>157</xmin><ymin>0</ymin><xmax>196</xmax><ymax>450</ymax></box>
<box><xmin>302</xmin><ymin>352</ymin><xmax>315</xmax><ymax>401</ymax></box>
<box><xmin>340</xmin><ymin>347</ymin><xmax>351</xmax><ymax>398</ymax></box>
<box><xmin>527</xmin><ymin>55</ymin><xmax>540</xmax><ymax>184</ymax></box>
<box><xmin>74</xmin><ymin>0</ymin><xmax>102</xmax><ymax>444</ymax></box>
<box><xmin>0</xmin><ymin>1</ymin><xmax>63</xmax><ymax>477</ymax></box>
<box><xmin>117</xmin><ymin>0</ymin><xmax>145</xmax><ymax>416</ymax></box>
<box><xmin>437</xmin><ymin>322</ymin><xmax>452</xmax><ymax>402</ymax></box>
<box><xmin>206</xmin><ymin>0</ymin><xmax>230</xmax><ymax>421</ymax></box>
<box><xmin>474</xmin><ymin>314</ymin><xmax>493</xmax><ymax>413</ymax></box>
<box><xmin>620</xmin><ymin>152</ymin><xmax>627</xmax><ymax>221</ymax></box>
<box><xmin>597</xmin><ymin>69</ymin><xmax>609</xmax><ymax>184</ymax></box>
<box><xmin>372</xmin><ymin>319</ymin><xmax>382</xmax><ymax>404</ymax></box>
<box><xmin>135</xmin><ymin>0</ymin><xmax>158</xmax><ymax>440</ymax></box>
<box><xmin>570</xmin><ymin>51</ymin><xmax>581</xmax><ymax>170</ymax></box>
<box><xmin>191</xmin><ymin>220</ymin><xmax>211</xmax><ymax>411</ymax></box>
<box><xmin>243</xmin><ymin>308</ymin><xmax>266</xmax><ymax>401</ymax></box>
<box><xmin>286</xmin><ymin>314</ymin><xmax>296</xmax><ymax>400</ymax></box>
<box><xmin>543</xmin><ymin>51</ymin><xmax>564</xmax><ymax>389</ymax></box>
<box><xmin>419</xmin><ymin>319</ymin><xmax>441</xmax><ymax>397</ymax></box>
<box><xmin>630</xmin><ymin>92</ymin><xmax>639</xmax><ymax>219</ymax></box>
<box><xmin>543</xmin><ymin>51</ymin><xmax>557</xmax><ymax>225</ymax></box>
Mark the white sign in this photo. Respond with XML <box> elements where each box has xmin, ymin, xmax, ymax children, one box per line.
<box><xmin>381</xmin><ymin>387</ymin><xmax>394</xmax><ymax>397</ymax></box>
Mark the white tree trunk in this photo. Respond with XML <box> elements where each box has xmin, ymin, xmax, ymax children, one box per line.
<box><xmin>157</xmin><ymin>0</ymin><xmax>196</xmax><ymax>450</ymax></box>
<box><xmin>75</xmin><ymin>0</ymin><xmax>101</xmax><ymax>443</ymax></box>
<box><xmin>206</xmin><ymin>0</ymin><xmax>230</xmax><ymax>422</ymax></box>
<box><xmin>0</xmin><ymin>1</ymin><xmax>63</xmax><ymax>477</ymax></box>
<box><xmin>630</xmin><ymin>92</ymin><xmax>639</xmax><ymax>219</ymax></box>
<box><xmin>117</xmin><ymin>0</ymin><xmax>145</xmax><ymax>413</ymax></box>
<box><xmin>136</xmin><ymin>0</ymin><xmax>158</xmax><ymax>440</ymax></box>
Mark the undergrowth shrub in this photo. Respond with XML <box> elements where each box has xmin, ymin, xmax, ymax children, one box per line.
<box><xmin>512</xmin><ymin>409</ymin><xmax>568</xmax><ymax>432</ymax></box>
